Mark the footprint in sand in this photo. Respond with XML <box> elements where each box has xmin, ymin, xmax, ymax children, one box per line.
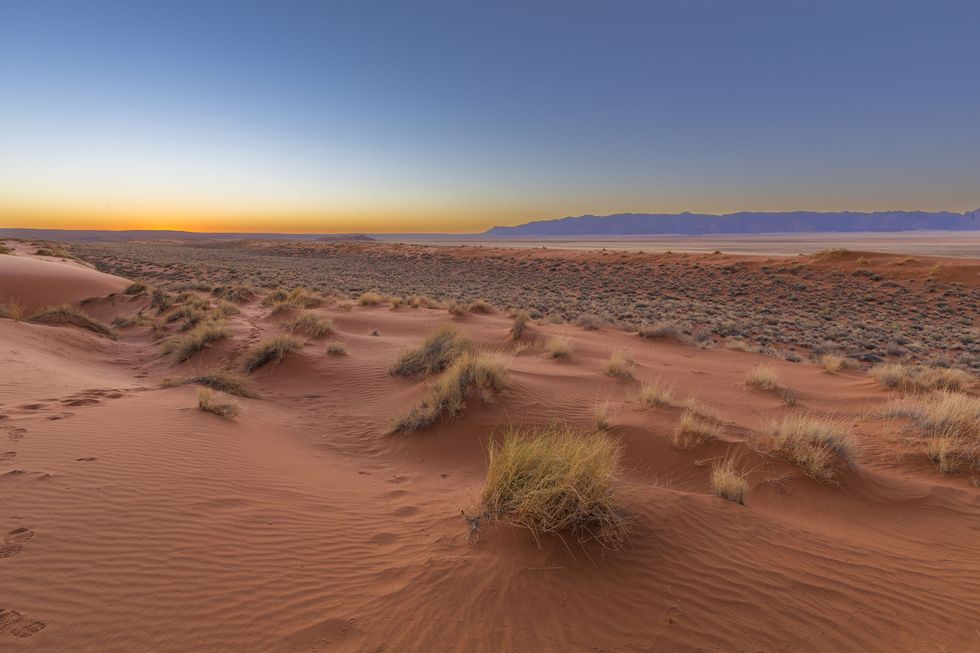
<box><xmin>63</xmin><ymin>398</ymin><xmax>100</xmax><ymax>407</ymax></box>
<box><xmin>4</xmin><ymin>428</ymin><xmax>26</xmax><ymax>441</ymax></box>
<box><xmin>0</xmin><ymin>610</ymin><xmax>46</xmax><ymax>639</ymax></box>
<box><xmin>0</xmin><ymin>528</ymin><xmax>34</xmax><ymax>558</ymax></box>
<box><xmin>76</xmin><ymin>457</ymin><xmax>97</xmax><ymax>462</ymax></box>
<box><xmin>0</xmin><ymin>452</ymin><xmax>15</xmax><ymax>461</ymax></box>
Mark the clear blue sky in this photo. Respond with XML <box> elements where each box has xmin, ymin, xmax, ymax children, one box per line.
<box><xmin>2</xmin><ymin>0</ymin><xmax>979</xmax><ymax>232</ymax></box>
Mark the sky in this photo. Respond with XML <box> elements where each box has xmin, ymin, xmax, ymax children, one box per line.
<box><xmin>1</xmin><ymin>0</ymin><xmax>979</xmax><ymax>234</ymax></box>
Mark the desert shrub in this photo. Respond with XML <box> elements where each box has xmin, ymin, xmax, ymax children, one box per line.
<box><xmin>638</xmin><ymin>378</ymin><xmax>675</xmax><ymax>408</ymax></box>
<box><xmin>162</xmin><ymin>371</ymin><xmax>257</xmax><ymax>398</ymax></box>
<box><xmin>391</xmin><ymin>352</ymin><xmax>506</xmax><ymax>432</ymax></box>
<box><xmin>262</xmin><ymin>288</ymin><xmax>290</xmax><ymax>306</ymax></box>
<box><xmin>111</xmin><ymin>313</ymin><xmax>144</xmax><ymax>328</ymax></box>
<box><xmin>358</xmin><ymin>291</ymin><xmax>383</xmax><ymax>306</ymax></box>
<box><xmin>447</xmin><ymin>301</ymin><xmax>468</xmax><ymax>316</ymax></box>
<box><xmin>820</xmin><ymin>354</ymin><xmax>845</xmax><ymax>374</ymax></box>
<box><xmin>408</xmin><ymin>295</ymin><xmax>441</xmax><ymax>309</ymax></box>
<box><xmin>287</xmin><ymin>313</ymin><xmax>335</xmax><ymax>338</ymax></box>
<box><xmin>711</xmin><ymin>457</ymin><xmax>749</xmax><ymax>504</ymax></box>
<box><xmin>150</xmin><ymin>289</ymin><xmax>174</xmax><ymax>313</ymax></box>
<box><xmin>637</xmin><ymin>321</ymin><xmax>682</xmax><ymax>340</ymax></box>
<box><xmin>29</xmin><ymin>304</ymin><xmax>114</xmax><ymax>337</ymax></box>
<box><xmin>510</xmin><ymin>310</ymin><xmax>532</xmax><ymax>342</ymax></box>
<box><xmin>479</xmin><ymin>425</ymin><xmax>629</xmax><ymax>549</ymax></box>
<box><xmin>745</xmin><ymin>366</ymin><xmax>779</xmax><ymax>391</ymax></box>
<box><xmin>197</xmin><ymin>388</ymin><xmax>239</xmax><ymax>418</ymax></box>
<box><xmin>0</xmin><ymin>243</ymin><xmax>13</xmax><ymax>255</ymax></box>
<box><xmin>544</xmin><ymin>335</ymin><xmax>572</xmax><ymax>359</ymax></box>
<box><xmin>387</xmin><ymin>295</ymin><xmax>404</xmax><ymax>309</ymax></box>
<box><xmin>163</xmin><ymin>320</ymin><xmax>232</xmax><ymax>363</ymax></box>
<box><xmin>812</xmin><ymin>248</ymin><xmax>850</xmax><ymax>260</ymax></box>
<box><xmin>869</xmin><ymin>364</ymin><xmax>973</xmax><ymax>393</ymax></box>
<box><xmin>213</xmin><ymin>300</ymin><xmax>240</xmax><ymax>317</ymax></box>
<box><xmin>123</xmin><ymin>282</ymin><xmax>147</xmax><ymax>295</ymax></box>
<box><xmin>575</xmin><ymin>313</ymin><xmax>604</xmax><ymax>330</ymax></box>
<box><xmin>606</xmin><ymin>351</ymin><xmax>634</xmax><ymax>379</ymax></box>
<box><xmin>326</xmin><ymin>342</ymin><xmax>347</xmax><ymax>355</ymax></box>
<box><xmin>287</xmin><ymin>287</ymin><xmax>324</xmax><ymax>308</ymax></box>
<box><xmin>725</xmin><ymin>339</ymin><xmax>752</xmax><ymax>352</ymax></box>
<box><xmin>391</xmin><ymin>325</ymin><xmax>472</xmax><ymax>377</ymax></box>
<box><xmin>879</xmin><ymin>391</ymin><xmax>980</xmax><ymax>439</ymax></box>
<box><xmin>241</xmin><ymin>334</ymin><xmax>304</xmax><ymax>373</ymax></box>
<box><xmin>215</xmin><ymin>284</ymin><xmax>256</xmax><ymax>303</ymax></box>
<box><xmin>763</xmin><ymin>414</ymin><xmax>856</xmax><ymax>481</ymax></box>
<box><xmin>0</xmin><ymin>302</ymin><xmax>25</xmax><ymax>321</ymax></box>
<box><xmin>673</xmin><ymin>410</ymin><xmax>721</xmax><ymax>449</ymax></box>
<box><xmin>468</xmin><ymin>299</ymin><xmax>495</xmax><ymax>314</ymax></box>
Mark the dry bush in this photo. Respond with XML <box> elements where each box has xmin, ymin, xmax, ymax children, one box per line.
<box><xmin>162</xmin><ymin>371</ymin><xmax>257</xmax><ymax>398</ymax></box>
<box><xmin>287</xmin><ymin>287</ymin><xmax>324</xmax><ymax>308</ymax></box>
<box><xmin>447</xmin><ymin>301</ymin><xmax>468</xmax><ymax>316</ymax></box>
<box><xmin>673</xmin><ymin>410</ymin><xmax>721</xmax><ymax>449</ymax></box>
<box><xmin>214</xmin><ymin>284</ymin><xmax>255</xmax><ymax>303</ymax></box>
<box><xmin>510</xmin><ymin>310</ymin><xmax>532</xmax><ymax>342</ymax></box>
<box><xmin>711</xmin><ymin>456</ymin><xmax>749</xmax><ymax>504</ymax></box>
<box><xmin>637</xmin><ymin>321</ymin><xmax>682</xmax><ymax>340</ymax></box>
<box><xmin>391</xmin><ymin>325</ymin><xmax>472</xmax><ymax>377</ymax></box>
<box><xmin>468</xmin><ymin>299</ymin><xmax>495</xmax><ymax>314</ymax></box>
<box><xmin>359</xmin><ymin>291</ymin><xmax>383</xmax><ymax>306</ymax></box>
<box><xmin>0</xmin><ymin>301</ymin><xmax>25</xmax><ymax>321</ymax></box>
<box><xmin>242</xmin><ymin>334</ymin><xmax>304</xmax><ymax>373</ymax></box>
<box><xmin>287</xmin><ymin>313</ymin><xmax>335</xmax><ymax>338</ymax></box>
<box><xmin>480</xmin><ymin>425</ymin><xmax>629</xmax><ymax>549</ymax></box>
<box><xmin>606</xmin><ymin>350</ymin><xmax>635</xmax><ymax>379</ymax></box>
<box><xmin>197</xmin><ymin>388</ymin><xmax>239</xmax><ymax>418</ymax></box>
<box><xmin>213</xmin><ymin>300</ymin><xmax>240</xmax><ymax>317</ymax></box>
<box><xmin>262</xmin><ymin>288</ymin><xmax>290</xmax><ymax>306</ymax></box>
<box><xmin>638</xmin><ymin>378</ymin><xmax>675</xmax><ymax>408</ymax></box>
<box><xmin>870</xmin><ymin>364</ymin><xmax>973</xmax><ymax>392</ymax></box>
<box><xmin>811</xmin><ymin>248</ymin><xmax>850</xmax><ymax>260</ymax></box>
<box><xmin>408</xmin><ymin>295</ymin><xmax>441</xmax><ymax>309</ymax></box>
<box><xmin>745</xmin><ymin>366</ymin><xmax>779</xmax><ymax>391</ymax></box>
<box><xmin>544</xmin><ymin>335</ymin><xmax>572</xmax><ymax>359</ymax></box>
<box><xmin>163</xmin><ymin>320</ymin><xmax>232</xmax><ymax>363</ymax></box>
<box><xmin>725</xmin><ymin>339</ymin><xmax>752</xmax><ymax>352</ymax></box>
<box><xmin>763</xmin><ymin>414</ymin><xmax>856</xmax><ymax>481</ymax></box>
<box><xmin>924</xmin><ymin>430</ymin><xmax>966</xmax><ymax>474</ymax></box>
<box><xmin>326</xmin><ymin>342</ymin><xmax>347</xmax><ymax>355</ymax></box>
<box><xmin>575</xmin><ymin>313</ymin><xmax>604</xmax><ymax>330</ymax></box>
<box><xmin>123</xmin><ymin>282</ymin><xmax>147</xmax><ymax>295</ymax></box>
<box><xmin>391</xmin><ymin>352</ymin><xmax>506</xmax><ymax>432</ymax></box>
<box><xmin>111</xmin><ymin>313</ymin><xmax>144</xmax><ymax>329</ymax></box>
<box><xmin>879</xmin><ymin>391</ymin><xmax>980</xmax><ymax>440</ymax></box>
<box><xmin>387</xmin><ymin>295</ymin><xmax>404</xmax><ymax>309</ymax></box>
<box><xmin>594</xmin><ymin>401</ymin><xmax>613</xmax><ymax>432</ymax></box>
<box><xmin>820</xmin><ymin>354</ymin><xmax>845</xmax><ymax>374</ymax></box>
<box><xmin>29</xmin><ymin>304</ymin><xmax>114</xmax><ymax>337</ymax></box>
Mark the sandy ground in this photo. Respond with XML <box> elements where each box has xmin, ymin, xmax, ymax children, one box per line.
<box><xmin>2</xmin><ymin>247</ymin><xmax>979</xmax><ymax>652</ymax></box>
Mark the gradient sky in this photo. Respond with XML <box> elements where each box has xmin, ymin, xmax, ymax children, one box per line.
<box><xmin>2</xmin><ymin>0</ymin><xmax>979</xmax><ymax>233</ymax></box>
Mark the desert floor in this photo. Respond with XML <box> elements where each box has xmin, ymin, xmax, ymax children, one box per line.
<box><xmin>2</xmin><ymin>240</ymin><xmax>979</xmax><ymax>652</ymax></box>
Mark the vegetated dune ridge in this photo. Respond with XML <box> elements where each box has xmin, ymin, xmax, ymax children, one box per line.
<box><xmin>0</xmin><ymin>248</ymin><xmax>978</xmax><ymax>652</ymax></box>
<box><xmin>0</xmin><ymin>246</ymin><xmax>130</xmax><ymax>312</ymax></box>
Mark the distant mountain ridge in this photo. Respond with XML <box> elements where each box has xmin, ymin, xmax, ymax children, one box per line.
<box><xmin>484</xmin><ymin>210</ymin><xmax>980</xmax><ymax>236</ymax></box>
<box><xmin>0</xmin><ymin>228</ymin><xmax>375</xmax><ymax>243</ymax></box>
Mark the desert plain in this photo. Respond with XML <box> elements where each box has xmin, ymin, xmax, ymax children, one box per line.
<box><xmin>2</xmin><ymin>236</ymin><xmax>980</xmax><ymax>652</ymax></box>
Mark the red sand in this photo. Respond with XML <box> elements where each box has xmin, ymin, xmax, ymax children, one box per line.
<box><xmin>1</xmin><ymin>247</ymin><xmax>979</xmax><ymax>652</ymax></box>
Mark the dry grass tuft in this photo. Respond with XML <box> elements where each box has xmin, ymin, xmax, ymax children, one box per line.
<box><xmin>673</xmin><ymin>410</ymin><xmax>722</xmax><ymax>449</ymax></box>
<box><xmin>745</xmin><ymin>365</ymin><xmax>779</xmax><ymax>391</ymax></box>
<box><xmin>637</xmin><ymin>321</ymin><xmax>682</xmax><ymax>340</ymax></box>
<box><xmin>197</xmin><ymin>388</ymin><xmax>239</xmax><ymax>418</ymax></box>
<box><xmin>509</xmin><ymin>310</ymin><xmax>532</xmax><ymax>342</ymax></box>
<box><xmin>391</xmin><ymin>352</ymin><xmax>506</xmax><ymax>432</ymax></box>
<box><xmin>162</xmin><ymin>371</ymin><xmax>257</xmax><ymax>398</ymax></box>
<box><xmin>711</xmin><ymin>456</ymin><xmax>750</xmax><ymax>504</ymax></box>
<box><xmin>638</xmin><ymin>378</ymin><xmax>676</xmax><ymax>408</ymax></box>
<box><xmin>358</xmin><ymin>291</ymin><xmax>383</xmax><ymax>306</ymax></box>
<box><xmin>467</xmin><ymin>299</ymin><xmax>495</xmax><ymax>314</ymax></box>
<box><xmin>544</xmin><ymin>335</ymin><xmax>573</xmax><ymax>359</ymax></box>
<box><xmin>879</xmin><ymin>391</ymin><xmax>980</xmax><ymax>439</ymax></box>
<box><xmin>29</xmin><ymin>304</ymin><xmax>114</xmax><ymax>337</ymax></box>
<box><xmin>820</xmin><ymin>354</ymin><xmax>845</xmax><ymax>374</ymax></box>
<box><xmin>287</xmin><ymin>313</ymin><xmax>335</xmax><ymax>338</ymax></box>
<box><xmin>606</xmin><ymin>350</ymin><xmax>635</xmax><ymax>379</ymax></box>
<box><xmin>242</xmin><ymin>334</ymin><xmax>304</xmax><ymax>373</ymax></box>
<box><xmin>0</xmin><ymin>301</ymin><xmax>25</xmax><ymax>321</ymax></box>
<box><xmin>163</xmin><ymin>320</ymin><xmax>232</xmax><ymax>363</ymax></box>
<box><xmin>575</xmin><ymin>313</ymin><xmax>604</xmax><ymax>330</ymax></box>
<box><xmin>763</xmin><ymin>414</ymin><xmax>856</xmax><ymax>481</ymax></box>
<box><xmin>480</xmin><ymin>424</ymin><xmax>630</xmax><ymax>550</ymax></box>
<box><xmin>391</xmin><ymin>325</ymin><xmax>472</xmax><ymax>377</ymax></box>
<box><xmin>869</xmin><ymin>363</ymin><xmax>973</xmax><ymax>393</ymax></box>
<box><xmin>326</xmin><ymin>342</ymin><xmax>347</xmax><ymax>355</ymax></box>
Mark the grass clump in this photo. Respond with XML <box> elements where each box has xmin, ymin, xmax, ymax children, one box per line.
<box><xmin>637</xmin><ymin>321</ymin><xmax>682</xmax><ymax>340</ymax></box>
<box><xmin>575</xmin><ymin>313</ymin><xmax>604</xmax><ymax>330</ymax></box>
<box><xmin>711</xmin><ymin>456</ymin><xmax>749</xmax><ymax>504</ymax></box>
<box><xmin>468</xmin><ymin>299</ymin><xmax>495</xmax><ymax>314</ymax></box>
<box><xmin>391</xmin><ymin>352</ymin><xmax>506</xmax><ymax>432</ymax></box>
<box><xmin>544</xmin><ymin>335</ymin><xmax>573</xmax><ymax>359</ymax></box>
<box><xmin>213</xmin><ymin>284</ymin><xmax>255</xmax><ymax>303</ymax></box>
<box><xmin>358</xmin><ymin>291</ymin><xmax>383</xmax><ymax>306</ymax></box>
<box><xmin>197</xmin><ymin>388</ymin><xmax>239</xmax><ymax>418</ymax></box>
<box><xmin>869</xmin><ymin>364</ymin><xmax>973</xmax><ymax>393</ymax></box>
<box><xmin>820</xmin><ymin>354</ymin><xmax>845</xmax><ymax>374</ymax></box>
<box><xmin>509</xmin><ymin>310</ymin><xmax>532</xmax><ymax>342</ymax></box>
<box><xmin>242</xmin><ymin>334</ymin><xmax>304</xmax><ymax>373</ymax></box>
<box><xmin>745</xmin><ymin>366</ymin><xmax>779</xmax><ymax>391</ymax></box>
<box><xmin>606</xmin><ymin>350</ymin><xmax>634</xmax><ymax>379</ymax></box>
<box><xmin>763</xmin><ymin>414</ymin><xmax>856</xmax><ymax>481</ymax></box>
<box><xmin>163</xmin><ymin>320</ymin><xmax>232</xmax><ymax>363</ymax></box>
<box><xmin>123</xmin><ymin>282</ymin><xmax>148</xmax><ymax>295</ymax></box>
<box><xmin>287</xmin><ymin>313</ymin><xmax>335</xmax><ymax>338</ymax></box>
<box><xmin>0</xmin><ymin>301</ymin><xmax>26</xmax><ymax>321</ymax></box>
<box><xmin>638</xmin><ymin>378</ymin><xmax>676</xmax><ymax>408</ymax></box>
<box><xmin>673</xmin><ymin>410</ymin><xmax>721</xmax><ymax>449</ymax></box>
<box><xmin>326</xmin><ymin>342</ymin><xmax>347</xmax><ymax>355</ymax></box>
<box><xmin>29</xmin><ymin>304</ymin><xmax>114</xmax><ymax>337</ymax></box>
<box><xmin>162</xmin><ymin>371</ymin><xmax>257</xmax><ymax>398</ymax></box>
<box><xmin>479</xmin><ymin>424</ymin><xmax>630</xmax><ymax>550</ymax></box>
<box><xmin>391</xmin><ymin>325</ymin><xmax>472</xmax><ymax>377</ymax></box>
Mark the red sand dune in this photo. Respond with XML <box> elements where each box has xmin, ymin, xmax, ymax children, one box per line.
<box><xmin>2</xmin><ymin>247</ymin><xmax>979</xmax><ymax>652</ymax></box>
<box><xmin>0</xmin><ymin>254</ymin><xmax>130</xmax><ymax>313</ymax></box>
